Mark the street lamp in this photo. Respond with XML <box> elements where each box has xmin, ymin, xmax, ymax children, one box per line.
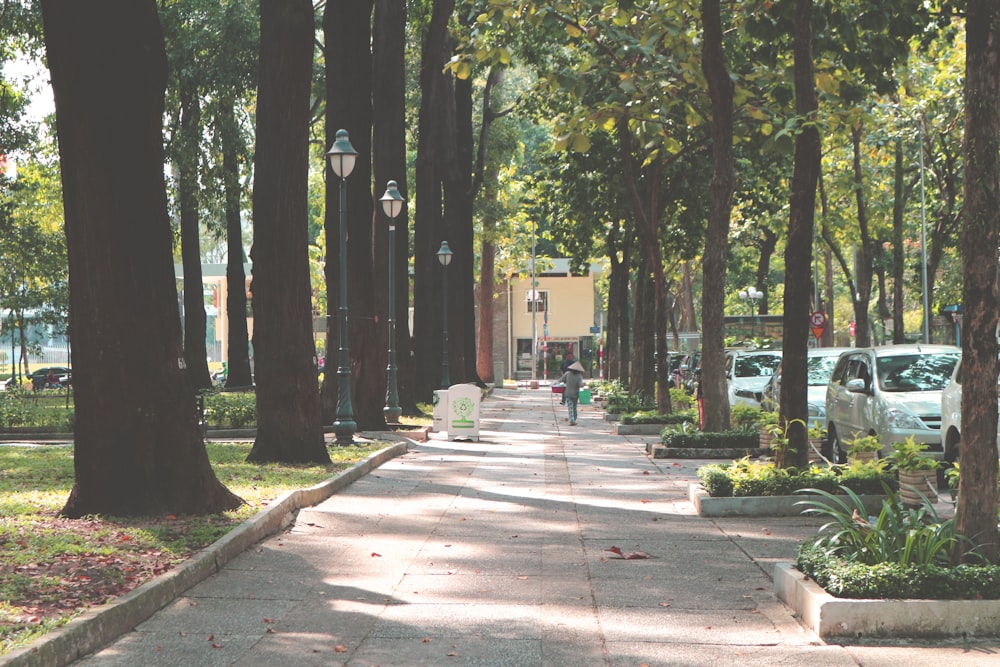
<box><xmin>326</xmin><ymin>129</ymin><xmax>358</xmax><ymax>444</ymax></box>
<box><xmin>437</xmin><ymin>241</ymin><xmax>453</xmax><ymax>389</ymax></box>
<box><xmin>380</xmin><ymin>180</ymin><xmax>406</xmax><ymax>424</ymax></box>
<box><xmin>880</xmin><ymin>104</ymin><xmax>930</xmax><ymax>344</ymax></box>
<box><xmin>739</xmin><ymin>287</ymin><xmax>763</xmax><ymax>337</ymax></box>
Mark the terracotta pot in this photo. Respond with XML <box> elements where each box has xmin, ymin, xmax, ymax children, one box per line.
<box><xmin>849</xmin><ymin>451</ymin><xmax>878</xmax><ymax>463</ymax></box>
<box><xmin>759</xmin><ymin>429</ymin><xmax>773</xmax><ymax>449</ymax></box>
<box><xmin>807</xmin><ymin>438</ymin><xmax>824</xmax><ymax>463</ymax></box>
<box><xmin>899</xmin><ymin>469</ymin><xmax>937</xmax><ymax>506</ymax></box>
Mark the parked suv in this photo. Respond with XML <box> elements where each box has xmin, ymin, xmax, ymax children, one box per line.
<box><xmin>825</xmin><ymin>345</ymin><xmax>960</xmax><ymax>462</ymax></box>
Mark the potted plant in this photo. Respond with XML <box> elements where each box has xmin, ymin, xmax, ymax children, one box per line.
<box><xmin>886</xmin><ymin>436</ymin><xmax>940</xmax><ymax>506</ymax></box>
<box><xmin>807</xmin><ymin>422</ymin><xmax>826</xmax><ymax>464</ymax></box>
<box><xmin>846</xmin><ymin>434</ymin><xmax>882</xmax><ymax>463</ymax></box>
<box><xmin>757</xmin><ymin>410</ymin><xmax>780</xmax><ymax>449</ymax></box>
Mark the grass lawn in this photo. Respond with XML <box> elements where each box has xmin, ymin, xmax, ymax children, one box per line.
<box><xmin>0</xmin><ymin>440</ymin><xmax>384</xmax><ymax>656</ymax></box>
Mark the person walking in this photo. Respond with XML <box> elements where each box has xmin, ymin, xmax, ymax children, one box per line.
<box><xmin>559</xmin><ymin>352</ymin><xmax>575</xmax><ymax>404</ymax></box>
<box><xmin>558</xmin><ymin>361</ymin><xmax>585</xmax><ymax>425</ymax></box>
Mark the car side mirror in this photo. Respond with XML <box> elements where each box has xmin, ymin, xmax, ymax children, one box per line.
<box><xmin>845</xmin><ymin>378</ymin><xmax>868</xmax><ymax>393</ymax></box>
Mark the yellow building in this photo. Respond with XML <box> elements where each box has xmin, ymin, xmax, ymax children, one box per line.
<box><xmin>500</xmin><ymin>259</ymin><xmax>602</xmax><ymax>381</ymax></box>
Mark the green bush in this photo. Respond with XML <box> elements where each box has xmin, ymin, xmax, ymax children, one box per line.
<box><xmin>0</xmin><ymin>388</ymin><xmax>74</xmax><ymax>431</ymax></box>
<box><xmin>696</xmin><ymin>460</ymin><xmax>897</xmax><ymax>498</ymax></box>
<box><xmin>796</xmin><ymin>485</ymin><xmax>977</xmax><ymax>570</ymax></box>
<box><xmin>661</xmin><ymin>429</ymin><xmax>758</xmax><ymax>449</ymax></box>
<box><xmin>730</xmin><ymin>403</ymin><xmax>763</xmax><ymax>429</ymax></box>
<box><xmin>797</xmin><ymin>548</ymin><xmax>1000</xmax><ymax>600</ymax></box>
<box><xmin>202</xmin><ymin>391</ymin><xmax>257</xmax><ymax>428</ymax></box>
<box><xmin>621</xmin><ymin>409</ymin><xmax>697</xmax><ymax>425</ymax></box>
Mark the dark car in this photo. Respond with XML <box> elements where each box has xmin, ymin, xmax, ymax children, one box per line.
<box><xmin>29</xmin><ymin>366</ymin><xmax>72</xmax><ymax>390</ymax></box>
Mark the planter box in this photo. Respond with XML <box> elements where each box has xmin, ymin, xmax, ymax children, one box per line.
<box><xmin>689</xmin><ymin>484</ymin><xmax>887</xmax><ymax>517</ymax></box>
<box><xmin>775</xmin><ymin>562</ymin><xmax>1000</xmax><ymax>638</ymax></box>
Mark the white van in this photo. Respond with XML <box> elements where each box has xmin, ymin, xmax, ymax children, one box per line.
<box><xmin>825</xmin><ymin>345</ymin><xmax>960</xmax><ymax>462</ymax></box>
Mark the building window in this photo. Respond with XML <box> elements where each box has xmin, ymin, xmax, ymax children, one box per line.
<box><xmin>526</xmin><ymin>290</ymin><xmax>548</xmax><ymax>313</ymax></box>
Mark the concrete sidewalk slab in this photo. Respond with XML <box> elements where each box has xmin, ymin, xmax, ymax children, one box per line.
<box><xmin>12</xmin><ymin>387</ymin><xmax>1000</xmax><ymax>666</ymax></box>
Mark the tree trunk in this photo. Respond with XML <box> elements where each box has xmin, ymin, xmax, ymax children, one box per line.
<box><xmin>956</xmin><ymin>0</ymin><xmax>1000</xmax><ymax>564</ymax></box>
<box><xmin>42</xmin><ymin>0</ymin><xmax>242</xmax><ymax>516</ymax></box>
<box><xmin>246</xmin><ymin>0</ymin><xmax>327</xmax><ymax>463</ymax></box>
<box><xmin>754</xmin><ymin>228</ymin><xmax>777</xmax><ymax>315</ymax></box>
<box><xmin>850</xmin><ymin>125</ymin><xmax>875</xmax><ymax>348</ymax></box>
<box><xmin>413</xmin><ymin>0</ymin><xmax>455</xmax><ymax>401</ymax></box>
<box><xmin>605</xmin><ymin>227</ymin><xmax>630</xmax><ymax>383</ymax></box>
<box><xmin>776</xmin><ymin>0</ymin><xmax>821</xmax><ymax>468</ymax></box>
<box><xmin>220</xmin><ymin>100</ymin><xmax>253</xmax><ymax>389</ymax></box>
<box><xmin>373</xmin><ymin>0</ymin><xmax>414</xmax><ymax>413</ymax></box>
<box><xmin>178</xmin><ymin>79</ymin><xmax>212</xmax><ymax>389</ymax></box>
<box><xmin>892</xmin><ymin>139</ymin><xmax>906</xmax><ymax>344</ymax></box>
<box><xmin>699</xmin><ymin>0</ymin><xmax>734</xmax><ymax>433</ymax></box>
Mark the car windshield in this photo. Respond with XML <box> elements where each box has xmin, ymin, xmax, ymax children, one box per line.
<box><xmin>876</xmin><ymin>353</ymin><xmax>960</xmax><ymax>392</ymax></box>
<box><xmin>807</xmin><ymin>356</ymin><xmax>840</xmax><ymax>386</ymax></box>
<box><xmin>734</xmin><ymin>355</ymin><xmax>781</xmax><ymax>378</ymax></box>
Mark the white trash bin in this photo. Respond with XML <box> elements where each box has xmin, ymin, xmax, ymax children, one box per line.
<box><xmin>432</xmin><ymin>389</ymin><xmax>449</xmax><ymax>433</ymax></box>
<box><xmin>446</xmin><ymin>383</ymin><xmax>480</xmax><ymax>441</ymax></box>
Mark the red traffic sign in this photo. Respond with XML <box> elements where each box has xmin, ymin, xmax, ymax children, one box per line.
<box><xmin>809</xmin><ymin>311</ymin><xmax>827</xmax><ymax>327</ymax></box>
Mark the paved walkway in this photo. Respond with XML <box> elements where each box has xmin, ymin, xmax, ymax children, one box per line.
<box><xmin>75</xmin><ymin>388</ymin><xmax>998</xmax><ymax>666</ymax></box>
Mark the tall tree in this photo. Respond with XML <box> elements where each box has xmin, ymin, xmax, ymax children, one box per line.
<box><xmin>323</xmin><ymin>0</ymin><xmax>383</xmax><ymax>430</ymax></box>
<box><xmin>955</xmin><ymin>0</ymin><xmax>999</xmax><ymax>564</ymax></box>
<box><xmin>246</xmin><ymin>0</ymin><xmax>328</xmax><ymax>463</ymax></box>
<box><xmin>41</xmin><ymin>0</ymin><xmax>242</xmax><ymax>515</ymax></box>
<box><xmin>776</xmin><ymin>0</ymin><xmax>821</xmax><ymax>467</ymax></box>
<box><xmin>699</xmin><ymin>0</ymin><xmax>734</xmax><ymax>432</ymax></box>
<box><xmin>372</xmin><ymin>0</ymin><xmax>413</xmax><ymax>412</ymax></box>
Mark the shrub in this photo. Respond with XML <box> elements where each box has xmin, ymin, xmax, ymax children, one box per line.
<box><xmin>795</xmin><ymin>485</ymin><xmax>976</xmax><ymax>568</ymax></box>
<box><xmin>0</xmin><ymin>387</ymin><xmax>74</xmax><ymax>431</ymax></box>
<box><xmin>621</xmin><ymin>409</ymin><xmax>698</xmax><ymax>425</ymax></box>
<box><xmin>696</xmin><ymin>459</ymin><xmax>897</xmax><ymax>498</ymax></box>
<box><xmin>730</xmin><ymin>403</ymin><xmax>762</xmax><ymax>429</ymax></box>
<box><xmin>661</xmin><ymin>429</ymin><xmax>758</xmax><ymax>449</ymax></box>
<box><xmin>202</xmin><ymin>391</ymin><xmax>257</xmax><ymax>428</ymax></box>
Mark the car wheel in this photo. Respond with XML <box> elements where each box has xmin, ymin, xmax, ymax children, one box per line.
<box><xmin>828</xmin><ymin>425</ymin><xmax>846</xmax><ymax>464</ymax></box>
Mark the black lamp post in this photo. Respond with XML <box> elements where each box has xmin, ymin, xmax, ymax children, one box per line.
<box><xmin>738</xmin><ymin>287</ymin><xmax>763</xmax><ymax>338</ymax></box>
<box><xmin>437</xmin><ymin>241</ymin><xmax>452</xmax><ymax>389</ymax></box>
<box><xmin>380</xmin><ymin>180</ymin><xmax>405</xmax><ymax>424</ymax></box>
<box><xmin>326</xmin><ymin>129</ymin><xmax>358</xmax><ymax>444</ymax></box>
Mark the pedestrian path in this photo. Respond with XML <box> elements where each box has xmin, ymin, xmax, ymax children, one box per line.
<box><xmin>74</xmin><ymin>388</ymin><xmax>998</xmax><ymax>666</ymax></box>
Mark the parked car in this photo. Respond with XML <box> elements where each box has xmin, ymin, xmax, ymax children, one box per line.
<box><xmin>29</xmin><ymin>366</ymin><xmax>72</xmax><ymax>390</ymax></box>
<box><xmin>825</xmin><ymin>345</ymin><xmax>960</xmax><ymax>462</ymax></box>
<box><xmin>940</xmin><ymin>357</ymin><xmax>1000</xmax><ymax>463</ymax></box>
<box><xmin>725</xmin><ymin>348</ymin><xmax>782</xmax><ymax>408</ymax></box>
<box><xmin>760</xmin><ymin>347</ymin><xmax>851</xmax><ymax>425</ymax></box>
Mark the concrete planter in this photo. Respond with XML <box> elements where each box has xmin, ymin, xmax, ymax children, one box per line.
<box><xmin>689</xmin><ymin>484</ymin><xmax>886</xmax><ymax>517</ymax></box>
<box><xmin>775</xmin><ymin>562</ymin><xmax>1000</xmax><ymax>638</ymax></box>
<box><xmin>614</xmin><ymin>423</ymin><xmax>666</xmax><ymax>435</ymax></box>
<box><xmin>649</xmin><ymin>444</ymin><xmax>767</xmax><ymax>459</ymax></box>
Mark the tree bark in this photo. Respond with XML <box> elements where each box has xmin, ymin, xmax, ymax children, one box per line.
<box><xmin>413</xmin><ymin>0</ymin><xmax>455</xmax><ymax>401</ymax></box>
<box><xmin>220</xmin><ymin>99</ymin><xmax>253</xmax><ymax>389</ymax></box>
<box><xmin>178</xmin><ymin>79</ymin><xmax>212</xmax><ymax>389</ymax></box>
<box><xmin>776</xmin><ymin>0</ymin><xmax>821</xmax><ymax>468</ymax></box>
<box><xmin>246</xmin><ymin>0</ymin><xmax>327</xmax><ymax>463</ymax></box>
<box><xmin>42</xmin><ymin>0</ymin><xmax>242</xmax><ymax>516</ymax></box>
<box><xmin>892</xmin><ymin>139</ymin><xmax>905</xmax><ymax>344</ymax></box>
<box><xmin>372</xmin><ymin>0</ymin><xmax>414</xmax><ymax>412</ymax></box>
<box><xmin>956</xmin><ymin>0</ymin><xmax>1000</xmax><ymax>564</ymax></box>
<box><xmin>699</xmin><ymin>0</ymin><xmax>734</xmax><ymax>432</ymax></box>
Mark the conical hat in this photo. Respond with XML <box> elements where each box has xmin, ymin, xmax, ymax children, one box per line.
<box><xmin>568</xmin><ymin>361</ymin><xmax>585</xmax><ymax>372</ymax></box>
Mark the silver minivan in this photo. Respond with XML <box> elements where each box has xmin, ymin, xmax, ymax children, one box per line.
<box><xmin>825</xmin><ymin>345</ymin><xmax>960</xmax><ymax>462</ymax></box>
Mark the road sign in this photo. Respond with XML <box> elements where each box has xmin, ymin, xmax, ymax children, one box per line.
<box><xmin>810</xmin><ymin>311</ymin><xmax>827</xmax><ymax>328</ymax></box>
<box><xmin>590</xmin><ymin>325</ymin><xmax>600</xmax><ymax>334</ymax></box>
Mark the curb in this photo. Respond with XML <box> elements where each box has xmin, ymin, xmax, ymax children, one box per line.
<box><xmin>1</xmin><ymin>441</ymin><xmax>411</xmax><ymax>667</ymax></box>
<box><xmin>774</xmin><ymin>562</ymin><xmax>1000</xmax><ymax>638</ymax></box>
<box><xmin>688</xmin><ymin>483</ymin><xmax>889</xmax><ymax>517</ymax></box>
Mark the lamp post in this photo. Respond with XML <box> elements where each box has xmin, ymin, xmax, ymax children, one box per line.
<box><xmin>380</xmin><ymin>180</ymin><xmax>406</xmax><ymax>424</ymax></box>
<box><xmin>437</xmin><ymin>241</ymin><xmax>453</xmax><ymax>389</ymax></box>
<box><xmin>739</xmin><ymin>287</ymin><xmax>763</xmax><ymax>338</ymax></box>
<box><xmin>326</xmin><ymin>129</ymin><xmax>358</xmax><ymax>444</ymax></box>
<box><xmin>880</xmin><ymin>104</ymin><xmax>930</xmax><ymax>343</ymax></box>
